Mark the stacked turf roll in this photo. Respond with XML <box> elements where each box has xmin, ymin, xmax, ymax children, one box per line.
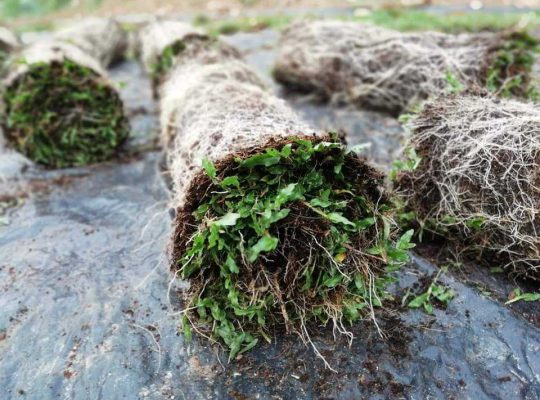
<box><xmin>397</xmin><ymin>93</ymin><xmax>539</xmax><ymax>280</ymax></box>
<box><xmin>138</xmin><ymin>20</ymin><xmax>241</xmax><ymax>95</ymax></box>
<box><xmin>2</xmin><ymin>37</ymin><xmax>128</xmax><ymax>168</ymax></box>
<box><xmin>274</xmin><ymin>21</ymin><xmax>538</xmax><ymax>115</ymax></box>
<box><xmin>0</xmin><ymin>26</ymin><xmax>20</xmax><ymax>65</ymax></box>
<box><xmin>158</xmin><ymin>43</ymin><xmax>414</xmax><ymax>360</ymax></box>
<box><xmin>54</xmin><ymin>18</ymin><xmax>128</xmax><ymax>68</ymax></box>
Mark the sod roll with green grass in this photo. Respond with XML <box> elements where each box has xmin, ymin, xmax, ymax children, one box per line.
<box><xmin>161</xmin><ymin>58</ymin><xmax>415</xmax><ymax>362</ymax></box>
<box><xmin>396</xmin><ymin>93</ymin><xmax>539</xmax><ymax>281</ymax></box>
<box><xmin>138</xmin><ymin>20</ymin><xmax>240</xmax><ymax>95</ymax></box>
<box><xmin>274</xmin><ymin>21</ymin><xmax>539</xmax><ymax>115</ymax></box>
<box><xmin>54</xmin><ymin>18</ymin><xmax>128</xmax><ymax>68</ymax></box>
<box><xmin>2</xmin><ymin>40</ymin><xmax>128</xmax><ymax>168</ymax></box>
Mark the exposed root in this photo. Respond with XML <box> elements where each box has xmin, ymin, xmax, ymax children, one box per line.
<box><xmin>131</xmin><ymin>323</ymin><xmax>163</xmax><ymax>374</ymax></box>
<box><xmin>397</xmin><ymin>92</ymin><xmax>539</xmax><ymax>280</ymax></box>
<box><xmin>274</xmin><ymin>20</ymin><xmax>536</xmax><ymax>115</ymax></box>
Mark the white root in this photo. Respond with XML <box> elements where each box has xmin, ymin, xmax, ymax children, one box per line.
<box><xmin>400</xmin><ymin>93</ymin><xmax>540</xmax><ymax>279</ymax></box>
<box><xmin>54</xmin><ymin>18</ymin><xmax>128</xmax><ymax>68</ymax></box>
<box><xmin>274</xmin><ymin>20</ymin><xmax>502</xmax><ymax>114</ymax></box>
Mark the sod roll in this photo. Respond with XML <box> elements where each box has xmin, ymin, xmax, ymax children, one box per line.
<box><xmin>397</xmin><ymin>93</ymin><xmax>539</xmax><ymax>280</ymax></box>
<box><xmin>54</xmin><ymin>18</ymin><xmax>128</xmax><ymax>68</ymax></box>
<box><xmin>274</xmin><ymin>21</ymin><xmax>536</xmax><ymax>115</ymax></box>
<box><xmin>0</xmin><ymin>26</ymin><xmax>20</xmax><ymax>64</ymax></box>
<box><xmin>2</xmin><ymin>40</ymin><xmax>128</xmax><ymax>168</ymax></box>
<box><xmin>138</xmin><ymin>20</ymin><xmax>241</xmax><ymax>94</ymax></box>
<box><xmin>162</xmin><ymin>57</ymin><xmax>414</xmax><ymax>360</ymax></box>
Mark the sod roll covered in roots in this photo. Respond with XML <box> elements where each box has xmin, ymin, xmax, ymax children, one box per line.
<box><xmin>274</xmin><ymin>21</ymin><xmax>538</xmax><ymax>115</ymax></box>
<box><xmin>0</xmin><ymin>26</ymin><xmax>20</xmax><ymax>65</ymax></box>
<box><xmin>54</xmin><ymin>18</ymin><xmax>128</xmax><ymax>68</ymax></box>
<box><xmin>397</xmin><ymin>93</ymin><xmax>539</xmax><ymax>280</ymax></box>
<box><xmin>162</xmin><ymin>59</ymin><xmax>414</xmax><ymax>361</ymax></box>
<box><xmin>138</xmin><ymin>20</ymin><xmax>241</xmax><ymax>94</ymax></box>
<box><xmin>2</xmin><ymin>40</ymin><xmax>128</xmax><ymax>167</ymax></box>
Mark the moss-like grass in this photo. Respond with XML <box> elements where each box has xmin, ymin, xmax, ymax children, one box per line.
<box><xmin>150</xmin><ymin>39</ymin><xmax>187</xmax><ymax>82</ymax></box>
<box><xmin>176</xmin><ymin>138</ymin><xmax>414</xmax><ymax>360</ymax></box>
<box><xmin>3</xmin><ymin>59</ymin><xmax>128</xmax><ymax>168</ymax></box>
<box><xmin>486</xmin><ymin>31</ymin><xmax>539</xmax><ymax>100</ymax></box>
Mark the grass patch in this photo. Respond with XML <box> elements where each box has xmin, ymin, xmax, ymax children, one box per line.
<box><xmin>150</xmin><ymin>40</ymin><xmax>188</xmax><ymax>83</ymax></box>
<box><xmin>0</xmin><ymin>0</ymin><xmax>103</xmax><ymax>19</ymax></box>
<box><xmin>176</xmin><ymin>138</ymin><xmax>414</xmax><ymax>361</ymax></box>
<box><xmin>149</xmin><ymin>34</ymin><xmax>240</xmax><ymax>94</ymax></box>
<box><xmin>486</xmin><ymin>31</ymin><xmax>540</xmax><ymax>100</ymax></box>
<box><xmin>3</xmin><ymin>59</ymin><xmax>128</xmax><ymax>167</ymax></box>
<box><xmin>193</xmin><ymin>9</ymin><xmax>540</xmax><ymax>37</ymax></box>
<box><xmin>352</xmin><ymin>9</ymin><xmax>540</xmax><ymax>33</ymax></box>
<box><xmin>404</xmin><ymin>269</ymin><xmax>455</xmax><ymax>314</ymax></box>
<box><xmin>506</xmin><ymin>288</ymin><xmax>540</xmax><ymax>304</ymax></box>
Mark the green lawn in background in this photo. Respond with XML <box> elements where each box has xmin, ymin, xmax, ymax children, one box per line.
<box><xmin>194</xmin><ymin>8</ymin><xmax>540</xmax><ymax>37</ymax></box>
<box><xmin>0</xmin><ymin>0</ymin><xmax>102</xmax><ymax>19</ymax></box>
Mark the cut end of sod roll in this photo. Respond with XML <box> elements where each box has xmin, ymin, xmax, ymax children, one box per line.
<box><xmin>172</xmin><ymin>134</ymin><xmax>415</xmax><ymax>361</ymax></box>
<box><xmin>3</xmin><ymin>59</ymin><xmax>128</xmax><ymax>168</ymax></box>
<box><xmin>147</xmin><ymin>35</ymin><xmax>240</xmax><ymax>96</ymax></box>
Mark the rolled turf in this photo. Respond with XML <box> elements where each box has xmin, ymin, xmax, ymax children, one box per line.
<box><xmin>396</xmin><ymin>92</ymin><xmax>539</xmax><ymax>281</ymax></box>
<box><xmin>138</xmin><ymin>20</ymin><xmax>240</xmax><ymax>95</ymax></box>
<box><xmin>160</xmin><ymin>55</ymin><xmax>414</xmax><ymax>360</ymax></box>
<box><xmin>0</xmin><ymin>26</ymin><xmax>20</xmax><ymax>63</ymax></box>
<box><xmin>2</xmin><ymin>40</ymin><xmax>128</xmax><ymax>168</ymax></box>
<box><xmin>54</xmin><ymin>17</ymin><xmax>128</xmax><ymax>68</ymax></box>
<box><xmin>273</xmin><ymin>20</ymin><xmax>539</xmax><ymax>115</ymax></box>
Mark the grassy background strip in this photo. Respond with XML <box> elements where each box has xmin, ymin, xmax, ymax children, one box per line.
<box><xmin>161</xmin><ymin>58</ymin><xmax>413</xmax><ymax>363</ymax></box>
<box><xmin>396</xmin><ymin>93</ymin><xmax>539</xmax><ymax>281</ymax></box>
<box><xmin>273</xmin><ymin>21</ymin><xmax>538</xmax><ymax>115</ymax></box>
<box><xmin>2</xmin><ymin>40</ymin><xmax>128</xmax><ymax>167</ymax></box>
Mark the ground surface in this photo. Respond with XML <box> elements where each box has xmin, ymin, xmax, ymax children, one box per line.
<box><xmin>0</xmin><ymin>17</ymin><xmax>539</xmax><ymax>400</ymax></box>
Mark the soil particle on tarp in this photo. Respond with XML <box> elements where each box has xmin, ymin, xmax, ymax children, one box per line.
<box><xmin>0</xmin><ymin>29</ymin><xmax>538</xmax><ymax>400</ymax></box>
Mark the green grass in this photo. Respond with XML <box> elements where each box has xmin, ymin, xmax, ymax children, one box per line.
<box><xmin>3</xmin><ymin>59</ymin><xmax>128</xmax><ymax>168</ymax></box>
<box><xmin>151</xmin><ymin>40</ymin><xmax>188</xmax><ymax>82</ymax></box>
<box><xmin>177</xmin><ymin>138</ymin><xmax>414</xmax><ymax>360</ymax></box>
<box><xmin>486</xmin><ymin>31</ymin><xmax>540</xmax><ymax>100</ymax></box>
<box><xmin>351</xmin><ymin>9</ymin><xmax>540</xmax><ymax>33</ymax></box>
<box><xmin>404</xmin><ymin>269</ymin><xmax>455</xmax><ymax>314</ymax></box>
<box><xmin>193</xmin><ymin>9</ymin><xmax>540</xmax><ymax>37</ymax></box>
<box><xmin>0</xmin><ymin>0</ymin><xmax>102</xmax><ymax>19</ymax></box>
